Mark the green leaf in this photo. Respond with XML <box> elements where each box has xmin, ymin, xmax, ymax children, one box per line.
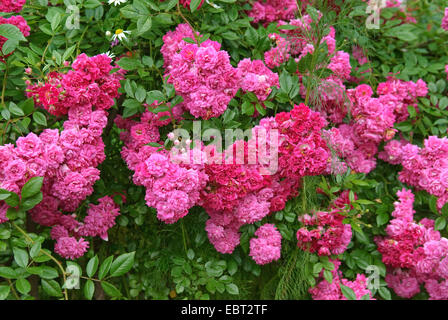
<box><xmin>86</xmin><ymin>255</ymin><xmax>99</xmax><ymax>278</ymax></box>
<box><xmin>41</xmin><ymin>279</ymin><xmax>62</xmax><ymax>297</ymax></box>
<box><xmin>407</xmin><ymin>106</ymin><xmax>417</xmax><ymax>118</ymax></box>
<box><xmin>340</xmin><ymin>284</ymin><xmax>357</xmax><ymax>300</ymax></box>
<box><xmin>5</xmin><ymin>192</ymin><xmax>19</xmax><ymax>207</ymax></box>
<box><xmin>30</xmin><ymin>242</ymin><xmax>42</xmax><ymax>258</ymax></box>
<box><xmin>435</xmin><ymin>217</ymin><xmax>446</xmax><ymax>231</ymax></box>
<box><xmin>135</xmin><ymin>87</ymin><xmax>146</xmax><ymax>103</ymax></box>
<box><xmin>439</xmin><ymin>97</ymin><xmax>448</xmax><ymax>110</ymax></box>
<box><xmin>62</xmin><ymin>45</ymin><xmax>76</xmax><ymax>61</ymax></box>
<box><xmin>0</xmin><ymin>286</ymin><xmax>10</xmax><ymax>300</ymax></box>
<box><xmin>0</xmin><ymin>266</ymin><xmax>17</xmax><ymax>279</ymax></box>
<box><xmin>244</xmin><ymin>27</ymin><xmax>258</xmax><ymax>46</ymax></box>
<box><xmin>27</xmin><ymin>266</ymin><xmax>58</xmax><ymax>279</ymax></box>
<box><xmin>147</xmin><ymin>142</ymin><xmax>162</xmax><ymax>148</ymax></box>
<box><xmin>109</xmin><ymin>252</ymin><xmax>135</xmax><ymax>277</ymax></box>
<box><xmin>21</xmin><ymin>177</ymin><xmax>44</xmax><ymax>199</ymax></box>
<box><xmin>442</xmin><ymin>203</ymin><xmax>448</xmax><ymax>217</ymax></box>
<box><xmin>146</xmin><ymin>90</ymin><xmax>165</xmax><ymax>104</ymax></box>
<box><xmin>20</xmin><ymin>192</ymin><xmax>43</xmax><ymax>211</ymax></box>
<box><xmin>0</xmin><ymin>189</ymin><xmax>11</xmax><ymax>201</ymax></box>
<box><xmin>84</xmin><ymin>0</ymin><xmax>101</xmax><ymax>9</ymax></box>
<box><xmin>187</xmin><ymin>249</ymin><xmax>195</xmax><ymax>260</ymax></box>
<box><xmin>379</xmin><ymin>286</ymin><xmax>391</xmax><ymax>300</ymax></box>
<box><xmin>225</xmin><ymin>283</ymin><xmax>239</xmax><ymax>295</ymax></box>
<box><xmin>376</xmin><ymin>212</ymin><xmax>389</xmax><ymax>226</ymax></box>
<box><xmin>242</xmin><ymin>101</ymin><xmax>254</xmax><ymax>116</ymax></box>
<box><xmin>16</xmin><ymin>278</ymin><xmax>31</xmax><ymax>294</ymax></box>
<box><xmin>98</xmin><ymin>255</ymin><xmax>114</xmax><ymax>280</ymax></box>
<box><xmin>429</xmin><ymin>195</ymin><xmax>438</xmax><ymax>214</ymax></box>
<box><xmin>255</xmin><ymin>103</ymin><xmax>266</xmax><ymax>116</ymax></box>
<box><xmin>9</xmin><ymin>102</ymin><xmax>24</xmax><ymax>116</ymax></box>
<box><xmin>313</xmin><ymin>262</ymin><xmax>323</xmax><ymax>274</ymax></box>
<box><xmin>13</xmin><ymin>247</ymin><xmax>29</xmax><ymax>268</ymax></box>
<box><xmin>0</xmin><ymin>24</ymin><xmax>27</xmax><ymax>41</ymax></box>
<box><xmin>137</xmin><ymin>16</ymin><xmax>152</xmax><ymax>35</ymax></box>
<box><xmin>84</xmin><ymin>280</ymin><xmax>95</xmax><ymax>300</ymax></box>
<box><xmin>116</xmin><ymin>57</ymin><xmax>142</xmax><ymax>71</ymax></box>
<box><xmin>50</xmin><ymin>12</ymin><xmax>61</xmax><ymax>31</ymax></box>
<box><xmin>2</xmin><ymin>39</ymin><xmax>18</xmax><ymax>55</ymax></box>
<box><xmin>323</xmin><ymin>270</ymin><xmax>333</xmax><ymax>283</ymax></box>
<box><xmin>33</xmin><ymin>112</ymin><xmax>47</xmax><ymax>126</ymax></box>
<box><xmin>227</xmin><ymin>259</ymin><xmax>237</xmax><ymax>276</ymax></box>
<box><xmin>101</xmin><ymin>281</ymin><xmax>122</xmax><ymax>297</ymax></box>
<box><xmin>190</xmin><ymin>0</ymin><xmax>202</xmax><ymax>12</ymax></box>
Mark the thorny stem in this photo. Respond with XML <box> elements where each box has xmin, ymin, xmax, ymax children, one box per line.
<box><xmin>11</xmin><ymin>222</ymin><xmax>69</xmax><ymax>300</ymax></box>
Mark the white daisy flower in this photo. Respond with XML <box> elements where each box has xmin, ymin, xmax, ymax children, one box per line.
<box><xmin>112</xmin><ymin>29</ymin><xmax>131</xmax><ymax>42</ymax></box>
<box><xmin>206</xmin><ymin>0</ymin><xmax>221</xmax><ymax>9</ymax></box>
<box><xmin>108</xmin><ymin>0</ymin><xmax>127</xmax><ymax>6</ymax></box>
<box><xmin>103</xmin><ymin>51</ymin><xmax>116</xmax><ymax>59</ymax></box>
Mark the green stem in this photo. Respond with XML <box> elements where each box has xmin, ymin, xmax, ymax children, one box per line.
<box><xmin>181</xmin><ymin>221</ymin><xmax>188</xmax><ymax>255</ymax></box>
<box><xmin>7</xmin><ymin>279</ymin><xmax>20</xmax><ymax>300</ymax></box>
<box><xmin>1</xmin><ymin>63</ymin><xmax>8</xmax><ymax>107</ymax></box>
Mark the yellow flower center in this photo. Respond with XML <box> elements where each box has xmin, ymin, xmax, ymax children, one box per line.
<box><xmin>115</xmin><ymin>29</ymin><xmax>123</xmax><ymax>35</ymax></box>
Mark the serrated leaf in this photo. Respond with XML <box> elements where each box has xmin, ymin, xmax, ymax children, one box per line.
<box><xmin>109</xmin><ymin>252</ymin><xmax>135</xmax><ymax>277</ymax></box>
<box><xmin>21</xmin><ymin>177</ymin><xmax>44</xmax><ymax>199</ymax></box>
<box><xmin>13</xmin><ymin>247</ymin><xmax>28</xmax><ymax>268</ymax></box>
<box><xmin>84</xmin><ymin>280</ymin><xmax>95</xmax><ymax>300</ymax></box>
<box><xmin>340</xmin><ymin>284</ymin><xmax>357</xmax><ymax>300</ymax></box>
<box><xmin>16</xmin><ymin>278</ymin><xmax>31</xmax><ymax>294</ymax></box>
<box><xmin>101</xmin><ymin>281</ymin><xmax>122</xmax><ymax>297</ymax></box>
<box><xmin>190</xmin><ymin>0</ymin><xmax>202</xmax><ymax>12</ymax></box>
<box><xmin>41</xmin><ymin>279</ymin><xmax>62</xmax><ymax>297</ymax></box>
<box><xmin>98</xmin><ymin>255</ymin><xmax>113</xmax><ymax>280</ymax></box>
<box><xmin>0</xmin><ymin>286</ymin><xmax>10</xmax><ymax>300</ymax></box>
<box><xmin>225</xmin><ymin>283</ymin><xmax>239</xmax><ymax>295</ymax></box>
<box><xmin>33</xmin><ymin>112</ymin><xmax>47</xmax><ymax>126</ymax></box>
<box><xmin>86</xmin><ymin>255</ymin><xmax>99</xmax><ymax>278</ymax></box>
<box><xmin>0</xmin><ymin>267</ymin><xmax>17</xmax><ymax>279</ymax></box>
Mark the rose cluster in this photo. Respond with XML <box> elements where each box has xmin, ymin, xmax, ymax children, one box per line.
<box><xmin>443</xmin><ymin>7</ymin><xmax>448</xmax><ymax>31</ymax></box>
<box><xmin>27</xmin><ymin>53</ymin><xmax>122</xmax><ymax>116</ymax></box>
<box><xmin>1</xmin><ymin>54</ymin><xmax>123</xmax><ymax>259</ymax></box>
<box><xmin>116</xmin><ymin>107</ymin><xmax>208</xmax><ymax>224</ymax></box>
<box><xmin>247</xmin><ymin>0</ymin><xmax>298</xmax><ymax>25</ymax></box>
<box><xmin>117</xmin><ymin>102</ymin><xmax>330</xmax><ymax>263</ymax></box>
<box><xmin>161</xmin><ymin>24</ymin><xmax>280</xmax><ymax>119</ymax></box>
<box><xmin>380</xmin><ymin>136</ymin><xmax>448</xmax><ymax>210</ymax></box>
<box><xmin>51</xmin><ymin>196</ymin><xmax>121</xmax><ymax>259</ymax></box>
<box><xmin>376</xmin><ymin>189</ymin><xmax>448</xmax><ymax>299</ymax></box>
<box><xmin>324</xmin><ymin>78</ymin><xmax>427</xmax><ymax>174</ymax></box>
<box><xmin>236</xmin><ymin>58</ymin><xmax>279</xmax><ymax>103</ymax></box>
<box><xmin>162</xmin><ymin>24</ymin><xmax>240</xmax><ymax>119</ymax></box>
<box><xmin>249</xmin><ymin>224</ymin><xmax>282</xmax><ymax>265</ymax></box>
<box><xmin>202</xmin><ymin>103</ymin><xmax>330</xmax><ymax>257</ymax></box>
<box><xmin>296</xmin><ymin>191</ymin><xmax>353</xmax><ymax>256</ymax></box>
<box><xmin>0</xmin><ymin>0</ymin><xmax>26</xmax><ymax>12</ymax></box>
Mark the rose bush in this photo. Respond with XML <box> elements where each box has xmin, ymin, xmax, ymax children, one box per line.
<box><xmin>0</xmin><ymin>0</ymin><xmax>448</xmax><ymax>300</ymax></box>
